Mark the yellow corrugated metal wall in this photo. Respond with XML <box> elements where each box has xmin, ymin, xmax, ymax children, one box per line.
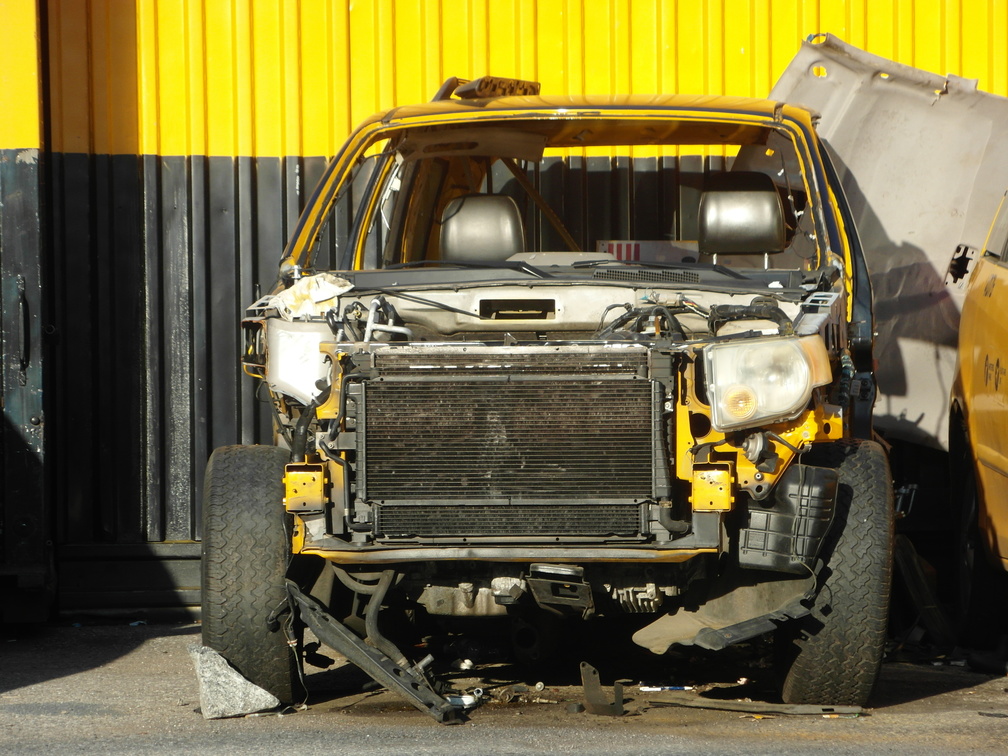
<box><xmin>47</xmin><ymin>0</ymin><xmax>1008</xmax><ymax>158</ymax></box>
<box><xmin>34</xmin><ymin>0</ymin><xmax>1008</xmax><ymax>609</ymax></box>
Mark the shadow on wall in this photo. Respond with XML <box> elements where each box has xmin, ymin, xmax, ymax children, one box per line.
<box><xmin>1</xmin><ymin>413</ymin><xmax>50</xmax><ymax>624</ymax></box>
<box><xmin>828</xmin><ymin>149</ymin><xmax>961</xmax><ymax>451</ymax></box>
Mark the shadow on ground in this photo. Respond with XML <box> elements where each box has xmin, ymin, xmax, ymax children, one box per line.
<box><xmin>0</xmin><ymin>621</ymin><xmax>200</xmax><ymax>695</ymax></box>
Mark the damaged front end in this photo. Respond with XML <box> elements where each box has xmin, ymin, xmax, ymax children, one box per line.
<box><xmin>205</xmin><ymin>73</ymin><xmax>891</xmax><ymax>722</ymax></box>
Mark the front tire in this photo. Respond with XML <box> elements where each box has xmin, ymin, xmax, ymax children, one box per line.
<box><xmin>201</xmin><ymin>445</ymin><xmax>303</xmax><ymax>702</ymax></box>
<box><xmin>778</xmin><ymin>439</ymin><xmax>894</xmax><ymax>706</ymax></box>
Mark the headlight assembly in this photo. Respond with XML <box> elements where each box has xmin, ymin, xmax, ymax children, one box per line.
<box><xmin>704</xmin><ymin>335</ymin><xmax>831</xmax><ymax>431</ymax></box>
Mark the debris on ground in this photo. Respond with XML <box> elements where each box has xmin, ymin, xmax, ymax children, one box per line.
<box><xmin>646</xmin><ymin>691</ymin><xmax>863</xmax><ymax>717</ymax></box>
<box><xmin>188</xmin><ymin>644</ymin><xmax>281</xmax><ymax>719</ymax></box>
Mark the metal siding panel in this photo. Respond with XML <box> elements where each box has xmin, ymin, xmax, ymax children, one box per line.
<box><xmin>0</xmin><ymin>0</ymin><xmax>43</xmax><ymax>150</ymax></box>
<box><xmin>283</xmin><ymin>156</ymin><xmax>305</xmax><ymax>249</ymax></box>
<box><xmin>33</xmin><ymin>1</ymin><xmax>1008</xmax><ymax>615</ymax></box>
<box><xmin>108</xmin><ymin>154</ymin><xmax>146</xmax><ymax>542</ymax></box>
<box><xmin>564</xmin><ymin>154</ymin><xmax>587</xmax><ymax>251</ymax></box>
<box><xmin>536</xmin><ymin>157</ymin><xmax>567</xmax><ymax>251</ymax></box>
<box><xmin>678</xmin><ymin>154</ymin><xmax>704</xmax><ymax>241</ymax></box>
<box><xmin>632</xmin><ymin>157</ymin><xmax>661</xmax><ymax>241</ymax></box>
<box><xmin>614</xmin><ymin>155</ymin><xmax>632</xmax><ymax>239</ymax></box>
<box><xmin>231</xmin><ymin>154</ymin><xmax>256</xmax><ymax>468</ymax></box>
<box><xmin>158</xmin><ymin>155</ymin><xmax>195</xmax><ymax>541</ymax></box>
<box><xmin>57</xmin><ymin>1</ymin><xmax>1008</xmax><ymax>163</ymax></box>
<box><xmin>0</xmin><ymin>148</ymin><xmax>50</xmax><ymax>620</ymax></box>
<box><xmin>190</xmin><ymin>155</ymin><xmax>209</xmax><ymax>543</ymax></box>
<box><xmin>585</xmin><ymin>155</ymin><xmax>615</xmax><ymax>246</ymax></box>
<box><xmin>94</xmin><ymin>153</ymin><xmax>118</xmax><ymax>539</ymax></box>
<box><xmin>661</xmin><ymin>155</ymin><xmax>680</xmax><ymax>239</ymax></box>
<box><xmin>205</xmin><ymin>155</ymin><xmax>238</xmax><ymax>467</ymax></box>
<box><xmin>54</xmin><ymin>153</ymin><xmax>98</xmax><ymax>541</ymax></box>
<box><xmin>96</xmin><ymin>0</ymin><xmax>140</xmax><ymax>155</ymax></box>
<box><xmin>140</xmin><ymin>154</ymin><xmax>165</xmax><ymax>543</ymax></box>
<box><xmin>254</xmin><ymin>156</ymin><xmax>284</xmax><ymax>267</ymax></box>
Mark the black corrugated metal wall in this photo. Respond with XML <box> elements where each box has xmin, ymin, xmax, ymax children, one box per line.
<box><xmin>1</xmin><ymin>2</ymin><xmax>48</xmax><ymax>622</ymax></box>
<box><xmin>49</xmin><ymin>148</ymin><xmax>330</xmax><ymax>610</ymax></box>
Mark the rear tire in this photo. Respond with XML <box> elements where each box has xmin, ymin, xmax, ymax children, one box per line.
<box><xmin>778</xmin><ymin>439</ymin><xmax>894</xmax><ymax>705</ymax></box>
<box><xmin>201</xmin><ymin>445</ymin><xmax>303</xmax><ymax>703</ymax></box>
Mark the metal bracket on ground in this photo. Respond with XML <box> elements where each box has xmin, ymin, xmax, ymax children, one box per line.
<box><xmin>285</xmin><ymin>580</ymin><xmax>462</xmax><ymax>724</ymax></box>
<box><xmin>580</xmin><ymin>661</ymin><xmax>629</xmax><ymax>716</ymax></box>
<box><xmin>647</xmin><ymin>691</ymin><xmax>863</xmax><ymax>717</ymax></box>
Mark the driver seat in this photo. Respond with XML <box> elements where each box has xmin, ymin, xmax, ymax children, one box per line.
<box><xmin>440</xmin><ymin>194</ymin><xmax>526</xmax><ymax>263</ymax></box>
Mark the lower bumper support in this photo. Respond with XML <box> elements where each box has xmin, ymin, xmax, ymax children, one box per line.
<box><xmin>285</xmin><ymin>580</ymin><xmax>462</xmax><ymax>724</ymax></box>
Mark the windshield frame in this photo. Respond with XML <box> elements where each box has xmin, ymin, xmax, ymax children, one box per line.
<box><xmin>285</xmin><ymin>104</ymin><xmax>834</xmax><ymax>281</ymax></box>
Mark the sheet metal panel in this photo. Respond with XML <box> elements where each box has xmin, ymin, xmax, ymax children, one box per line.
<box><xmin>772</xmin><ymin>34</ymin><xmax>1008</xmax><ymax>451</ymax></box>
<box><xmin>122</xmin><ymin>1</ymin><xmax>1008</xmax><ymax>161</ymax></box>
<box><xmin>1</xmin><ymin>0</ymin><xmax>49</xmax><ymax>620</ymax></box>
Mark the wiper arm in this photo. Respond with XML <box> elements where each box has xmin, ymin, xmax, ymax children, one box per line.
<box><xmin>386</xmin><ymin>259</ymin><xmax>553</xmax><ymax>279</ymax></box>
<box><xmin>365</xmin><ymin>287</ymin><xmax>487</xmax><ymax>320</ymax></box>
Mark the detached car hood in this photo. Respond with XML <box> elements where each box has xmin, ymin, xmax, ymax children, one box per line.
<box><xmin>772</xmin><ymin>34</ymin><xmax>1008</xmax><ymax>450</ymax></box>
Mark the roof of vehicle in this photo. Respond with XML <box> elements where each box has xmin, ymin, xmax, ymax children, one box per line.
<box><xmin>359</xmin><ymin>94</ymin><xmax>817</xmax><ymax>129</ymax></box>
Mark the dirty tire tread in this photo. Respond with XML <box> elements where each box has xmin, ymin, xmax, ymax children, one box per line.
<box><xmin>779</xmin><ymin>439</ymin><xmax>894</xmax><ymax>706</ymax></box>
<box><xmin>201</xmin><ymin>445</ymin><xmax>301</xmax><ymax>703</ymax></box>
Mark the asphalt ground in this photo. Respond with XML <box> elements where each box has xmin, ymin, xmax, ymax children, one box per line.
<box><xmin>2</xmin><ymin>619</ymin><xmax>1008</xmax><ymax>755</ymax></box>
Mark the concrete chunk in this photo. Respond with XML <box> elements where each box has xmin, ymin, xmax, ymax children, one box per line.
<box><xmin>188</xmin><ymin>644</ymin><xmax>281</xmax><ymax>719</ymax></box>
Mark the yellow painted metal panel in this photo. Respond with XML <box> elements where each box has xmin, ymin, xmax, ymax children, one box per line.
<box><xmin>135</xmin><ymin>0</ymin><xmax>159</xmax><ymax>155</ymax></box>
<box><xmin>250</xmin><ymin>1</ymin><xmax>282</xmax><ymax>157</ymax></box>
<box><xmin>48</xmin><ymin>1</ymin><xmax>95</xmax><ymax>153</ymax></box>
<box><xmin>301</xmin><ymin>0</ymin><xmax>338</xmax><ymax>155</ymax></box>
<box><xmin>0</xmin><ymin>0</ymin><xmax>42</xmax><ymax>149</ymax></box>
<box><xmin>42</xmin><ymin>0</ymin><xmax>1008</xmax><ymax>159</ymax></box>
<box><xmin>997</xmin><ymin>2</ymin><xmax>1008</xmax><ymax>95</ymax></box>
<box><xmin>99</xmin><ymin>0</ymin><xmax>140</xmax><ymax>154</ymax></box>
<box><xmin>204</xmin><ymin>2</ymin><xmax>247</xmax><ymax>156</ymax></box>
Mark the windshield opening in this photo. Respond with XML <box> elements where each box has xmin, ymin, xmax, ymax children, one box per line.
<box><xmin>306</xmin><ymin>117</ymin><xmax>823</xmax><ymax>276</ymax></box>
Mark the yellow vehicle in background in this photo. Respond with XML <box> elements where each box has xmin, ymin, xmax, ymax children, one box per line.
<box><xmin>951</xmin><ymin>192</ymin><xmax>1008</xmax><ymax>639</ymax></box>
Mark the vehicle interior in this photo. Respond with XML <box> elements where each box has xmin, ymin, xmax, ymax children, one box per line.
<box><xmin>307</xmin><ymin>117</ymin><xmax>826</xmax><ymax>278</ymax></box>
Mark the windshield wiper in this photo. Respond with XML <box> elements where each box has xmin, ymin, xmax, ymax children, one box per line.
<box><xmin>363</xmin><ymin>287</ymin><xmax>487</xmax><ymax>320</ymax></box>
<box><xmin>386</xmin><ymin>259</ymin><xmax>553</xmax><ymax>279</ymax></box>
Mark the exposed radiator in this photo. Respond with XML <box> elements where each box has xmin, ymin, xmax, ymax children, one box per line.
<box><xmin>361</xmin><ymin>378</ymin><xmax>655</xmax><ymax>502</ymax></box>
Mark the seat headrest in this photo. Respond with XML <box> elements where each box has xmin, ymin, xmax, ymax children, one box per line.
<box><xmin>440</xmin><ymin>194</ymin><xmax>525</xmax><ymax>263</ymax></box>
<box><xmin>698</xmin><ymin>171</ymin><xmax>786</xmax><ymax>255</ymax></box>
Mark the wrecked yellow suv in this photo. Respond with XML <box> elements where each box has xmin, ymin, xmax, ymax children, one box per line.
<box><xmin>201</xmin><ymin>77</ymin><xmax>893</xmax><ymax>722</ymax></box>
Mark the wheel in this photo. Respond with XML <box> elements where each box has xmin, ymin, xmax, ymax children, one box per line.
<box><xmin>201</xmin><ymin>444</ymin><xmax>303</xmax><ymax>702</ymax></box>
<box><xmin>777</xmin><ymin>439</ymin><xmax>894</xmax><ymax>705</ymax></box>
